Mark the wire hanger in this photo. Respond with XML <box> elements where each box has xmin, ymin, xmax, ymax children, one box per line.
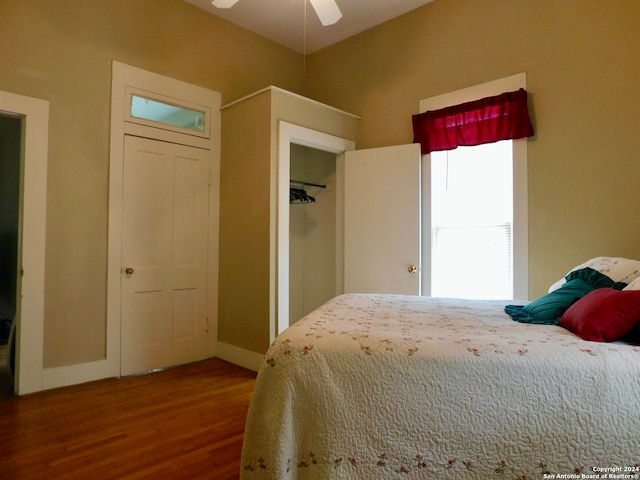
<box><xmin>290</xmin><ymin>179</ymin><xmax>326</xmax><ymax>204</ymax></box>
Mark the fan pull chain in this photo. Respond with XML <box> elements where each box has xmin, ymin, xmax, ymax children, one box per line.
<box><xmin>303</xmin><ymin>0</ymin><xmax>308</xmax><ymax>72</ymax></box>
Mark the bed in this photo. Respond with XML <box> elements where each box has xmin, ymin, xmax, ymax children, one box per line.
<box><xmin>240</xmin><ymin>291</ymin><xmax>640</xmax><ymax>479</ymax></box>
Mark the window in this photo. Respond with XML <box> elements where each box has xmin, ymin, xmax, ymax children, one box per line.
<box><xmin>431</xmin><ymin>140</ymin><xmax>513</xmax><ymax>299</ymax></box>
<box><xmin>124</xmin><ymin>85</ymin><xmax>211</xmax><ymax>140</ymax></box>
<box><xmin>130</xmin><ymin>94</ymin><xmax>205</xmax><ymax>133</ymax></box>
<box><xmin>418</xmin><ymin>73</ymin><xmax>530</xmax><ymax>300</ymax></box>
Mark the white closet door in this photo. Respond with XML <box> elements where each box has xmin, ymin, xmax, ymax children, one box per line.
<box><xmin>343</xmin><ymin>143</ymin><xmax>422</xmax><ymax>295</ymax></box>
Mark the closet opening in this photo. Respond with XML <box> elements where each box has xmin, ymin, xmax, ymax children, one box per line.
<box><xmin>276</xmin><ymin>121</ymin><xmax>355</xmax><ymax>337</ymax></box>
<box><xmin>289</xmin><ymin>144</ymin><xmax>337</xmax><ymax>325</ymax></box>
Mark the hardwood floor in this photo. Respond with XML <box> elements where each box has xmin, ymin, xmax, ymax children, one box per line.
<box><xmin>0</xmin><ymin>358</ymin><xmax>257</xmax><ymax>480</ymax></box>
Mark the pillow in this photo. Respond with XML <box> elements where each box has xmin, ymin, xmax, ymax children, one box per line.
<box><xmin>623</xmin><ymin>277</ymin><xmax>640</xmax><ymax>291</ymax></box>
<box><xmin>505</xmin><ymin>278</ymin><xmax>595</xmax><ymax>325</ymax></box>
<box><xmin>564</xmin><ymin>267</ymin><xmax>620</xmax><ymax>289</ymax></box>
<box><xmin>548</xmin><ymin>257</ymin><xmax>640</xmax><ymax>293</ymax></box>
<box><xmin>560</xmin><ymin>288</ymin><xmax>640</xmax><ymax>342</ymax></box>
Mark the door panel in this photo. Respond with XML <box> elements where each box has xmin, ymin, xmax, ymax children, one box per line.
<box><xmin>343</xmin><ymin>144</ymin><xmax>422</xmax><ymax>295</ymax></box>
<box><xmin>121</xmin><ymin>136</ymin><xmax>211</xmax><ymax>376</ymax></box>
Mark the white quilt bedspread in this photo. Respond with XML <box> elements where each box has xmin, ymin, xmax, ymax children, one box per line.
<box><xmin>240</xmin><ymin>294</ymin><xmax>640</xmax><ymax>479</ymax></box>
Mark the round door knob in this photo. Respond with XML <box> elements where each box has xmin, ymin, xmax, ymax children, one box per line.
<box><xmin>125</xmin><ymin>267</ymin><xmax>134</xmax><ymax>275</ymax></box>
<box><xmin>408</xmin><ymin>265</ymin><xmax>418</xmax><ymax>274</ymax></box>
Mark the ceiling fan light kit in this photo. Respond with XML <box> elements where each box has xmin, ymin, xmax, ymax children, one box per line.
<box><xmin>308</xmin><ymin>0</ymin><xmax>342</xmax><ymax>26</ymax></box>
<box><xmin>211</xmin><ymin>0</ymin><xmax>239</xmax><ymax>7</ymax></box>
<box><xmin>211</xmin><ymin>0</ymin><xmax>342</xmax><ymax>26</ymax></box>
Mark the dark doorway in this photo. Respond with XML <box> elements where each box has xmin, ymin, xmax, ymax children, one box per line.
<box><xmin>0</xmin><ymin>113</ymin><xmax>22</xmax><ymax>390</ymax></box>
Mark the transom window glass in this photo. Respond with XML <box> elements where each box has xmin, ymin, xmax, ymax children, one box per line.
<box><xmin>130</xmin><ymin>94</ymin><xmax>205</xmax><ymax>133</ymax></box>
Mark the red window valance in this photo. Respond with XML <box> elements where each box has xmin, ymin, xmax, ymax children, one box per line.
<box><xmin>412</xmin><ymin>88</ymin><xmax>534</xmax><ymax>155</ymax></box>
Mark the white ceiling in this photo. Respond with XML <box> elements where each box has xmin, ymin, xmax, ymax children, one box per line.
<box><xmin>183</xmin><ymin>0</ymin><xmax>434</xmax><ymax>54</ymax></box>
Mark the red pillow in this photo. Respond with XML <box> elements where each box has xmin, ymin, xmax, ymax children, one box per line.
<box><xmin>559</xmin><ymin>288</ymin><xmax>640</xmax><ymax>342</ymax></box>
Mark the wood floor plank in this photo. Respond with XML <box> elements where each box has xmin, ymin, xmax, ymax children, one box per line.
<box><xmin>0</xmin><ymin>358</ymin><xmax>256</xmax><ymax>479</ymax></box>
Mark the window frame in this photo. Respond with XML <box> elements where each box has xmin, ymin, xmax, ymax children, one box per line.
<box><xmin>419</xmin><ymin>73</ymin><xmax>529</xmax><ymax>300</ymax></box>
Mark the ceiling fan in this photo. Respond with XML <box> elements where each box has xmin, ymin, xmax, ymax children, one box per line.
<box><xmin>211</xmin><ymin>0</ymin><xmax>342</xmax><ymax>26</ymax></box>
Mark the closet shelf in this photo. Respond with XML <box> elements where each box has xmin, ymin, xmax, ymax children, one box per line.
<box><xmin>290</xmin><ymin>179</ymin><xmax>326</xmax><ymax>189</ymax></box>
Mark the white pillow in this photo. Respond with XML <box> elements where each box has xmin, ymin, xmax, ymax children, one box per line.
<box><xmin>623</xmin><ymin>277</ymin><xmax>640</xmax><ymax>291</ymax></box>
<box><xmin>548</xmin><ymin>256</ymin><xmax>640</xmax><ymax>293</ymax></box>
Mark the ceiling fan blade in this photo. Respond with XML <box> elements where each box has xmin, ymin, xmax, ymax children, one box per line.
<box><xmin>308</xmin><ymin>0</ymin><xmax>342</xmax><ymax>26</ymax></box>
<box><xmin>211</xmin><ymin>0</ymin><xmax>240</xmax><ymax>8</ymax></box>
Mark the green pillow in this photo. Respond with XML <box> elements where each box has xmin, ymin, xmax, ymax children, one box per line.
<box><xmin>564</xmin><ymin>266</ymin><xmax>621</xmax><ymax>289</ymax></box>
<box><xmin>505</xmin><ymin>278</ymin><xmax>595</xmax><ymax>325</ymax></box>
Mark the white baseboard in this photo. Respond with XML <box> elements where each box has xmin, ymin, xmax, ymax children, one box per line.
<box><xmin>215</xmin><ymin>342</ymin><xmax>264</xmax><ymax>372</ymax></box>
<box><xmin>42</xmin><ymin>358</ymin><xmax>118</xmax><ymax>391</ymax></box>
<box><xmin>34</xmin><ymin>343</ymin><xmax>262</xmax><ymax>393</ymax></box>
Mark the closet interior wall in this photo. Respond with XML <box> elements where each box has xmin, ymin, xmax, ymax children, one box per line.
<box><xmin>289</xmin><ymin>144</ymin><xmax>337</xmax><ymax>324</ymax></box>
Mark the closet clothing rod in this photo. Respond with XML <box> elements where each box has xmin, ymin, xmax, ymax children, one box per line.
<box><xmin>290</xmin><ymin>179</ymin><xmax>326</xmax><ymax>189</ymax></box>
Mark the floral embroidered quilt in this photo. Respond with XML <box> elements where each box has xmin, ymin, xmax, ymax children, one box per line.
<box><xmin>241</xmin><ymin>294</ymin><xmax>640</xmax><ymax>479</ymax></box>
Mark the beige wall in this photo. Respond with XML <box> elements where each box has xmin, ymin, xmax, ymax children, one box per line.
<box><xmin>306</xmin><ymin>0</ymin><xmax>640</xmax><ymax>299</ymax></box>
<box><xmin>0</xmin><ymin>0</ymin><xmax>305</xmax><ymax>368</ymax></box>
<box><xmin>218</xmin><ymin>91</ymin><xmax>273</xmax><ymax>353</ymax></box>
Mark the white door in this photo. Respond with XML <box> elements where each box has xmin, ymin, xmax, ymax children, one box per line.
<box><xmin>121</xmin><ymin>136</ymin><xmax>212</xmax><ymax>376</ymax></box>
<box><xmin>343</xmin><ymin>143</ymin><xmax>422</xmax><ymax>295</ymax></box>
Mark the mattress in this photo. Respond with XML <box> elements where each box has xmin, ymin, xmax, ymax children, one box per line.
<box><xmin>240</xmin><ymin>294</ymin><xmax>640</xmax><ymax>479</ymax></box>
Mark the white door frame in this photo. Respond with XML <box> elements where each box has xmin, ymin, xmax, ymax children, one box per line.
<box><xmin>0</xmin><ymin>91</ymin><xmax>49</xmax><ymax>395</ymax></box>
<box><xmin>105</xmin><ymin>62</ymin><xmax>221</xmax><ymax>378</ymax></box>
<box><xmin>276</xmin><ymin>121</ymin><xmax>355</xmax><ymax>335</ymax></box>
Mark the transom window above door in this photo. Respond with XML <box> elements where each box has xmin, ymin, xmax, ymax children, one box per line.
<box><xmin>130</xmin><ymin>94</ymin><xmax>205</xmax><ymax>133</ymax></box>
<box><xmin>125</xmin><ymin>87</ymin><xmax>211</xmax><ymax>139</ymax></box>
